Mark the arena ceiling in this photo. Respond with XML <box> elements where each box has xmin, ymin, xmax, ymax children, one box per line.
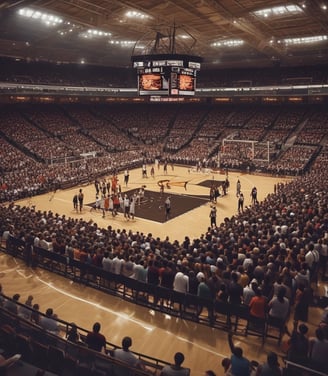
<box><xmin>0</xmin><ymin>0</ymin><xmax>328</xmax><ymax>69</ymax></box>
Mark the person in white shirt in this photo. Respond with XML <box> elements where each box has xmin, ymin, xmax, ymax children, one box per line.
<box><xmin>123</xmin><ymin>195</ymin><xmax>130</xmax><ymax>220</ymax></box>
<box><xmin>160</xmin><ymin>352</ymin><xmax>190</xmax><ymax>376</ymax></box>
<box><xmin>112</xmin><ymin>254</ymin><xmax>124</xmax><ymax>275</ymax></box>
<box><xmin>129</xmin><ymin>196</ymin><xmax>136</xmax><ymax>220</ymax></box>
<box><xmin>114</xmin><ymin>336</ymin><xmax>145</xmax><ymax>376</ymax></box>
<box><xmin>173</xmin><ymin>269</ymin><xmax>189</xmax><ymax>293</ymax></box>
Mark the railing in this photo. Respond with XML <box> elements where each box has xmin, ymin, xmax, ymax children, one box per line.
<box><xmin>1</xmin><ymin>81</ymin><xmax>328</xmax><ymax>98</ymax></box>
<box><xmin>284</xmin><ymin>360</ymin><xmax>328</xmax><ymax>376</ymax></box>
<box><xmin>0</xmin><ymin>295</ymin><xmax>168</xmax><ymax>375</ymax></box>
<box><xmin>1</xmin><ymin>238</ymin><xmax>326</xmax><ymax>375</ymax></box>
<box><xmin>3</xmin><ymin>236</ymin><xmax>225</xmax><ymax>329</ymax></box>
<box><xmin>1</xmin><ymin>236</ymin><xmax>289</xmax><ymax>342</ymax></box>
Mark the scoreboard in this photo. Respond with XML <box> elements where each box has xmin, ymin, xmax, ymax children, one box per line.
<box><xmin>132</xmin><ymin>54</ymin><xmax>202</xmax><ymax>96</ymax></box>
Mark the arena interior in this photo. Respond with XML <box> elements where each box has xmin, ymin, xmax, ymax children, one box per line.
<box><xmin>0</xmin><ymin>1</ymin><xmax>328</xmax><ymax>376</ymax></box>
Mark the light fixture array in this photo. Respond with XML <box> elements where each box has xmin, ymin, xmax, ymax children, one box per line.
<box><xmin>279</xmin><ymin>35</ymin><xmax>328</xmax><ymax>45</ymax></box>
<box><xmin>18</xmin><ymin>7</ymin><xmax>63</xmax><ymax>26</ymax></box>
<box><xmin>253</xmin><ymin>4</ymin><xmax>303</xmax><ymax>18</ymax></box>
<box><xmin>212</xmin><ymin>39</ymin><xmax>244</xmax><ymax>47</ymax></box>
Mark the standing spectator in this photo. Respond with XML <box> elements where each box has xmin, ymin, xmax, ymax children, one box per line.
<box><xmin>147</xmin><ymin>260</ymin><xmax>160</xmax><ymax>286</ymax></box>
<box><xmin>196</xmin><ymin>274</ymin><xmax>213</xmax><ymax>321</ymax></box>
<box><xmin>228</xmin><ymin>333</ymin><xmax>250</xmax><ymax>376</ymax></box>
<box><xmin>102</xmin><ymin>251</ymin><xmax>112</xmax><ymax>272</ymax></box>
<box><xmin>160</xmin><ymin>352</ymin><xmax>190</xmax><ymax>376</ymax></box>
<box><xmin>305</xmin><ymin>243</ymin><xmax>320</xmax><ymax>285</ymax></box>
<box><xmin>293</xmin><ymin>284</ymin><xmax>312</xmax><ymax>325</ymax></box>
<box><xmin>268</xmin><ymin>287</ymin><xmax>290</xmax><ymax>336</ymax></box>
<box><xmin>268</xmin><ymin>287</ymin><xmax>290</xmax><ymax>322</ymax></box>
<box><xmin>134</xmin><ymin>260</ymin><xmax>148</xmax><ymax>283</ymax></box>
<box><xmin>173</xmin><ymin>268</ymin><xmax>189</xmax><ymax>293</ymax></box>
<box><xmin>228</xmin><ymin>272</ymin><xmax>243</xmax><ymax>306</ymax></box>
<box><xmin>249</xmin><ymin>287</ymin><xmax>267</xmax><ymax>320</ymax></box>
<box><xmin>243</xmin><ymin>281</ymin><xmax>257</xmax><ymax>305</ymax></box>
<box><xmin>86</xmin><ymin>322</ymin><xmax>106</xmax><ymax>353</ymax></box>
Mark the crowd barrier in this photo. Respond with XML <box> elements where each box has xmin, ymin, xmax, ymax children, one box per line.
<box><xmin>2</xmin><ymin>235</ymin><xmax>286</xmax><ymax>339</ymax></box>
<box><xmin>2</xmin><ymin>236</ymin><xmax>327</xmax><ymax>375</ymax></box>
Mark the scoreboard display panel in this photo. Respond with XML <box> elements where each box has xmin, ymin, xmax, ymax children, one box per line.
<box><xmin>173</xmin><ymin>68</ymin><xmax>196</xmax><ymax>96</ymax></box>
<box><xmin>132</xmin><ymin>54</ymin><xmax>201</xmax><ymax>97</ymax></box>
<box><xmin>138</xmin><ymin>67</ymin><xmax>169</xmax><ymax>95</ymax></box>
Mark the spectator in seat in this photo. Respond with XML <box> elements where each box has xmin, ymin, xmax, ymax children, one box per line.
<box><xmin>309</xmin><ymin>327</ymin><xmax>328</xmax><ymax>373</ymax></box>
<box><xmin>66</xmin><ymin>323</ymin><xmax>80</xmax><ymax>343</ymax></box>
<box><xmin>40</xmin><ymin>308</ymin><xmax>59</xmax><ymax>334</ymax></box>
<box><xmin>160</xmin><ymin>352</ymin><xmax>190</xmax><ymax>376</ymax></box>
<box><xmin>30</xmin><ymin>303</ymin><xmax>40</xmax><ymax>325</ymax></box>
<box><xmin>18</xmin><ymin>295</ymin><xmax>34</xmax><ymax>320</ymax></box>
<box><xmin>113</xmin><ymin>336</ymin><xmax>145</xmax><ymax>374</ymax></box>
<box><xmin>3</xmin><ymin>293</ymin><xmax>20</xmax><ymax>315</ymax></box>
<box><xmin>256</xmin><ymin>352</ymin><xmax>282</xmax><ymax>376</ymax></box>
<box><xmin>86</xmin><ymin>322</ymin><xmax>106</xmax><ymax>353</ymax></box>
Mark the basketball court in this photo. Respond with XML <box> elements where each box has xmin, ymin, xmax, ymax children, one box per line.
<box><xmin>2</xmin><ymin>166</ymin><xmax>325</xmax><ymax>375</ymax></box>
<box><xmin>15</xmin><ymin>165</ymin><xmax>291</xmax><ymax>242</ymax></box>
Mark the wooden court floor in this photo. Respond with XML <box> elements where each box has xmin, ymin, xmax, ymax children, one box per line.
<box><xmin>14</xmin><ymin>165</ymin><xmax>292</xmax><ymax>242</ymax></box>
<box><xmin>1</xmin><ymin>166</ymin><xmax>326</xmax><ymax>375</ymax></box>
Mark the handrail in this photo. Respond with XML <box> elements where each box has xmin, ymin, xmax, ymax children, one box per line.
<box><xmin>1</xmin><ymin>244</ymin><xmax>325</xmax><ymax>375</ymax></box>
<box><xmin>0</xmin><ymin>299</ymin><xmax>168</xmax><ymax>373</ymax></box>
<box><xmin>284</xmin><ymin>360</ymin><xmax>328</xmax><ymax>376</ymax></box>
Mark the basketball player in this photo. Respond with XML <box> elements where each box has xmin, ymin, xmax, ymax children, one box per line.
<box><xmin>78</xmin><ymin>189</ymin><xmax>84</xmax><ymax>212</ymax></box>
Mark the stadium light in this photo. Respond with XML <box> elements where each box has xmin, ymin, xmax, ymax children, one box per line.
<box><xmin>211</xmin><ymin>39</ymin><xmax>244</xmax><ymax>47</ymax></box>
<box><xmin>253</xmin><ymin>4</ymin><xmax>303</xmax><ymax>18</ymax></box>
<box><xmin>279</xmin><ymin>35</ymin><xmax>328</xmax><ymax>45</ymax></box>
<box><xmin>17</xmin><ymin>7</ymin><xmax>63</xmax><ymax>26</ymax></box>
<box><xmin>126</xmin><ymin>10</ymin><xmax>150</xmax><ymax>19</ymax></box>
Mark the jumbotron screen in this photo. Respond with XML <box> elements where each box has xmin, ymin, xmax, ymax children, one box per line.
<box><xmin>132</xmin><ymin>54</ymin><xmax>201</xmax><ymax>96</ymax></box>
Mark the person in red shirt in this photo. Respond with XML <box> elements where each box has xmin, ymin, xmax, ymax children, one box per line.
<box><xmin>86</xmin><ymin>322</ymin><xmax>106</xmax><ymax>353</ymax></box>
<box><xmin>249</xmin><ymin>287</ymin><xmax>267</xmax><ymax>319</ymax></box>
